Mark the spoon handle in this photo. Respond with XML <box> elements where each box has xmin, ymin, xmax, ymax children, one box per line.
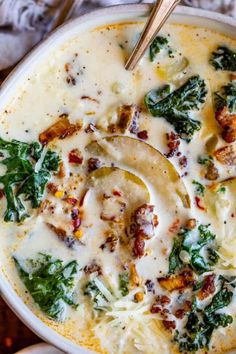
<box><xmin>125</xmin><ymin>0</ymin><xmax>180</xmax><ymax>71</ymax></box>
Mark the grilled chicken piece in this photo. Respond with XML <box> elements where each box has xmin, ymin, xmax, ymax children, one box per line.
<box><xmin>214</xmin><ymin>145</ymin><xmax>236</xmax><ymax>165</ymax></box>
<box><xmin>215</xmin><ymin>106</ymin><xmax>236</xmax><ymax>143</ymax></box>
<box><xmin>158</xmin><ymin>270</ymin><xmax>195</xmax><ymax>292</ymax></box>
<box><xmin>39</xmin><ymin>115</ymin><xmax>81</xmax><ymax>145</ymax></box>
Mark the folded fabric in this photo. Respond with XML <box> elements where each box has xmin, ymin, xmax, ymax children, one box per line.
<box><xmin>0</xmin><ymin>0</ymin><xmax>236</xmax><ymax>72</ymax></box>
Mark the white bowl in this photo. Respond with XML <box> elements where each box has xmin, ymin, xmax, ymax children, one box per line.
<box><xmin>14</xmin><ymin>343</ymin><xmax>65</xmax><ymax>354</ymax></box>
<box><xmin>0</xmin><ymin>4</ymin><xmax>236</xmax><ymax>354</ymax></box>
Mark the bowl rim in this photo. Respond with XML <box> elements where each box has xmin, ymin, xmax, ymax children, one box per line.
<box><xmin>1</xmin><ymin>3</ymin><xmax>236</xmax><ymax>354</ymax></box>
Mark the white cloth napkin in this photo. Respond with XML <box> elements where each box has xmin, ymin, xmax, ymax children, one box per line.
<box><xmin>0</xmin><ymin>0</ymin><xmax>236</xmax><ymax>71</ymax></box>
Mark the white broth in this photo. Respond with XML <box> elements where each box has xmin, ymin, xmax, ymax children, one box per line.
<box><xmin>0</xmin><ymin>21</ymin><xmax>236</xmax><ymax>353</ymax></box>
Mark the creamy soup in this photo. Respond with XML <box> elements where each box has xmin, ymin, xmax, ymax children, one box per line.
<box><xmin>1</xmin><ymin>20</ymin><xmax>236</xmax><ymax>354</ymax></box>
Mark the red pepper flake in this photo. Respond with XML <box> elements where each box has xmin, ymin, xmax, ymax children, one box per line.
<box><xmin>0</xmin><ymin>189</ymin><xmax>4</xmax><ymax>199</ymax></box>
<box><xmin>137</xmin><ymin>130</ymin><xmax>148</xmax><ymax>140</ymax></box>
<box><xmin>195</xmin><ymin>196</ymin><xmax>206</xmax><ymax>211</ymax></box>
<box><xmin>113</xmin><ymin>189</ymin><xmax>122</xmax><ymax>197</ymax></box>
<box><xmin>65</xmin><ymin>197</ymin><xmax>78</xmax><ymax>206</ymax></box>
<box><xmin>72</xmin><ymin>217</ymin><xmax>81</xmax><ymax>232</ymax></box>
<box><xmin>68</xmin><ymin>149</ymin><xmax>83</xmax><ymax>164</ymax></box>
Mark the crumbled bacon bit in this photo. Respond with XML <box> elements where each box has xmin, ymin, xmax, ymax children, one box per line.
<box><xmin>132</xmin><ymin>204</ymin><xmax>157</xmax><ymax>239</ymax></box>
<box><xmin>168</xmin><ymin>218</ymin><xmax>180</xmax><ymax>234</ymax></box>
<box><xmin>100</xmin><ymin>231</ymin><xmax>118</xmax><ymax>252</ymax></box>
<box><xmin>84</xmin><ymin>262</ymin><xmax>102</xmax><ymax>275</ymax></box>
<box><xmin>156</xmin><ymin>295</ymin><xmax>171</xmax><ymax>305</ymax></box>
<box><xmin>195</xmin><ymin>196</ymin><xmax>206</xmax><ymax>211</ymax></box>
<box><xmin>150</xmin><ymin>304</ymin><xmax>162</xmax><ymax>314</ymax></box>
<box><xmin>153</xmin><ymin>214</ymin><xmax>159</xmax><ymax>227</ymax></box>
<box><xmin>47</xmin><ymin>223</ymin><xmax>66</xmax><ymax>238</ymax></box>
<box><xmin>183</xmin><ymin>300</ymin><xmax>192</xmax><ymax>312</ymax></box>
<box><xmin>65</xmin><ymin>197</ymin><xmax>78</xmax><ymax>206</ymax></box>
<box><xmin>174</xmin><ymin>309</ymin><xmax>185</xmax><ymax>319</ymax></box>
<box><xmin>130</xmin><ymin>204</ymin><xmax>158</xmax><ymax>258</ymax></box>
<box><xmin>133</xmin><ymin>232</ymin><xmax>145</xmax><ymax>258</ymax></box>
<box><xmin>39</xmin><ymin>115</ymin><xmax>81</xmax><ymax>145</ymax></box>
<box><xmin>46</xmin><ymin>223</ymin><xmax>75</xmax><ymax>248</ymax></box>
<box><xmin>87</xmin><ymin>157</ymin><xmax>103</xmax><ymax>173</ymax></box>
<box><xmin>85</xmin><ymin>123</ymin><xmax>96</xmax><ymax>133</ymax></box>
<box><xmin>137</xmin><ymin>130</ymin><xmax>148</xmax><ymax>140</ymax></box>
<box><xmin>158</xmin><ymin>270</ymin><xmax>195</xmax><ymax>292</ymax></box>
<box><xmin>186</xmin><ymin>218</ymin><xmax>196</xmax><ymax>230</ymax></box>
<box><xmin>163</xmin><ymin>320</ymin><xmax>176</xmax><ymax>331</ymax></box>
<box><xmin>47</xmin><ymin>182</ymin><xmax>58</xmax><ymax>194</ymax></box>
<box><xmin>205</xmin><ymin>161</ymin><xmax>219</xmax><ymax>180</ymax></box>
<box><xmin>197</xmin><ymin>274</ymin><xmax>216</xmax><ymax>301</ymax></box>
<box><xmin>68</xmin><ymin>149</ymin><xmax>83</xmax><ymax>164</ymax></box>
<box><xmin>215</xmin><ymin>106</ymin><xmax>236</xmax><ymax>143</ymax></box>
<box><xmin>179</xmin><ymin>155</ymin><xmax>188</xmax><ymax>168</ymax></box>
<box><xmin>214</xmin><ymin>145</ymin><xmax>236</xmax><ymax>165</ymax></box>
<box><xmin>166</xmin><ymin>132</ymin><xmax>180</xmax><ymax>158</ymax></box>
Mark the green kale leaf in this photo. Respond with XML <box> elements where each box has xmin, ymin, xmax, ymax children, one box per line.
<box><xmin>14</xmin><ymin>254</ymin><xmax>78</xmax><ymax>321</ymax></box>
<box><xmin>214</xmin><ymin>80</ymin><xmax>236</xmax><ymax>113</ymax></box>
<box><xmin>210</xmin><ymin>45</ymin><xmax>236</xmax><ymax>72</ymax></box>
<box><xmin>84</xmin><ymin>278</ymin><xmax>112</xmax><ymax>311</ymax></box>
<box><xmin>175</xmin><ymin>286</ymin><xmax>233</xmax><ymax>352</ymax></box>
<box><xmin>192</xmin><ymin>180</ymin><xmax>205</xmax><ymax>197</ymax></box>
<box><xmin>149</xmin><ymin>36</ymin><xmax>169</xmax><ymax>62</ymax></box>
<box><xmin>0</xmin><ymin>137</ymin><xmax>59</xmax><ymax>222</ymax></box>
<box><xmin>169</xmin><ymin>223</ymin><xmax>218</xmax><ymax>275</ymax></box>
<box><xmin>205</xmin><ymin>287</ymin><xmax>233</xmax><ymax>316</ymax></box>
<box><xmin>119</xmin><ymin>272</ymin><xmax>129</xmax><ymax>296</ymax></box>
<box><xmin>145</xmin><ymin>76</ymin><xmax>207</xmax><ymax>140</ymax></box>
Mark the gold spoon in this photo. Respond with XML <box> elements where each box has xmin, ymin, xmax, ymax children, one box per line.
<box><xmin>125</xmin><ymin>0</ymin><xmax>181</xmax><ymax>71</ymax></box>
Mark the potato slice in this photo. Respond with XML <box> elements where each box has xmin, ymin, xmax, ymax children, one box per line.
<box><xmin>204</xmin><ymin>178</ymin><xmax>236</xmax><ymax>268</ymax></box>
<box><xmin>87</xmin><ymin>166</ymin><xmax>150</xmax><ymax>212</ymax></box>
<box><xmin>86</xmin><ymin>136</ymin><xmax>190</xmax><ymax>209</ymax></box>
